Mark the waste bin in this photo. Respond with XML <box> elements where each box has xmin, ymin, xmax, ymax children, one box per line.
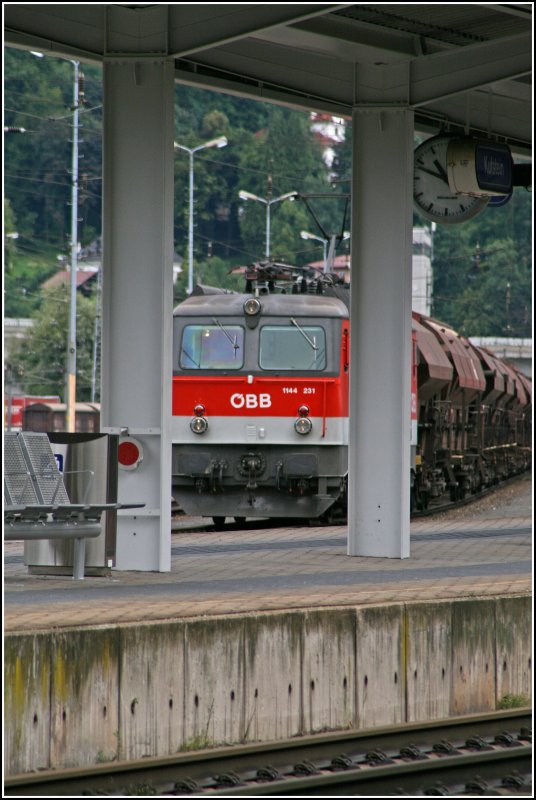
<box><xmin>25</xmin><ymin>433</ymin><xmax>118</xmax><ymax>576</ymax></box>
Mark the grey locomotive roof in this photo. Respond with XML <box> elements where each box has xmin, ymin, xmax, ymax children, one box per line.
<box><xmin>173</xmin><ymin>293</ymin><xmax>348</xmax><ymax>318</ymax></box>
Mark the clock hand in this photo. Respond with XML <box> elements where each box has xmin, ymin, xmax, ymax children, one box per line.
<box><xmin>417</xmin><ymin>165</ymin><xmax>450</xmax><ymax>184</ymax></box>
<box><xmin>433</xmin><ymin>159</ymin><xmax>449</xmax><ymax>183</ymax></box>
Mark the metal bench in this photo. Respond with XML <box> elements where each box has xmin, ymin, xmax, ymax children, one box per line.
<box><xmin>4</xmin><ymin>432</ymin><xmax>123</xmax><ymax>580</ymax></box>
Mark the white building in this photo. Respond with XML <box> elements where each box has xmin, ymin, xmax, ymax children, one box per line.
<box><xmin>412</xmin><ymin>225</ymin><xmax>434</xmax><ymax>315</ymax></box>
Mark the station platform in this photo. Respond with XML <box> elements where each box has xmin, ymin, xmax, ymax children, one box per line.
<box><xmin>4</xmin><ymin>473</ymin><xmax>532</xmax><ymax>776</ymax></box>
<box><xmin>4</xmin><ymin>473</ymin><xmax>532</xmax><ymax>635</ymax></box>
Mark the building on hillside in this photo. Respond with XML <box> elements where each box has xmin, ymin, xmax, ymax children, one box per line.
<box><xmin>41</xmin><ymin>265</ymin><xmax>100</xmax><ymax>296</ymax></box>
<box><xmin>42</xmin><ymin>255</ymin><xmax>183</xmax><ymax>291</ymax></box>
<box><xmin>307</xmin><ymin>253</ymin><xmax>350</xmax><ymax>282</ymax></box>
<box><xmin>310</xmin><ymin>111</ymin><xmax>346</xmax><ymax>169</ymax></box>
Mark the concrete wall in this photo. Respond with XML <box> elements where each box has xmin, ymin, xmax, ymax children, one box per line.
<box><xmin>4</xmin><ymin>595</ymin><xmax>532</xmax><ymax>775</ymax></box>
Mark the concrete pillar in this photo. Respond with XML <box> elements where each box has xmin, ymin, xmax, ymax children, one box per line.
<box><xmin>348</xmin><ymin>105</ymin><xmax>413</xmax><ymax>558</ymax></box>
<box><xmin>101</xmin><ymin>58</ymin><xmax>174</xmax><ymax>571</ymax></box>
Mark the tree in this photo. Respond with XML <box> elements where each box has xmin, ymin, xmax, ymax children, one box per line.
<box><xmin>4</xmin><ymin>254</ymin><xmax>59</xmax><ymax>318</ymax></box>
<box><xmin>237</xmin><ymin>107</ymin><xmax>333</xmax><ymax>263</ymax></box>
<box><xmin>4</xmin><ymin>196</ymin><xmax>59</xmax><ymax>317</ymax></box>
<box><xmin>11</xmin><ymin>286</ymin><xmax>98</xmax><ymax>400</ymax></box>
<box><xmin>173</xmin><ymin>87</ymin><xmax>272</xmax><ymax>267</ymax></box>
<box><xmin>4</xmin><ymin>198</ymin><xmax>17</xmax><ymax>269</ymax></box>
<box><xmin>431</xmin><ymin>187</ymin><xmax>532</xmax><ymax>336</ymax></box>
<box><xmin>4</xmin><ymin>48</ymin><xmax>102</xmax><ymax>249</ymax></box>
<box><xmin>196</xmin><ymin>256</ymin><xmax>245</xmax><ymax>293</ymax></box>
<box><xmin>439</xmin><ymin>238</ymin><xmax>531</xmax><ymax>337</ymax></box>
<box><xmin>5</xmin><ymin>45</ymin><xmax>532</xmax><ymax>337</ymax></box>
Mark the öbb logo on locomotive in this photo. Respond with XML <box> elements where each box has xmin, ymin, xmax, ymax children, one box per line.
<box><xmin>171</xmin><ymin>265</ymin><xmax>531</xmax><ymax>526</ymax></box>
<box><xmin>230</xmin><ymin>393</ymin><xmax>272</xmax><ymax>409</ymax></box>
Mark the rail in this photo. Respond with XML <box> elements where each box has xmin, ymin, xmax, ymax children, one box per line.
<box><xmin>3</xmin><ymin>709</ymin><xmax>531</xmax><ymax>796</ymax></box>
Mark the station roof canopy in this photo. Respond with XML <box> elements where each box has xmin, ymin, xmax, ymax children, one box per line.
<box><xmin>4</xmin><ymin>3</ymin><xmax>533</xmax><ymax>153</ymax></box>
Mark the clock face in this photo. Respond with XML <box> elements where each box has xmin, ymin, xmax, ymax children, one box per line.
<box><xmin>414</xmin><ymin>136</ymin><xmax>489</xmax><ymax>224</ymax></box>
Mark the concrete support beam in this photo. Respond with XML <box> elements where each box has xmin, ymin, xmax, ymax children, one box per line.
<box><xmin>348</xmin><ymin>106</ymin><xmax>413</xmax><ymax>558</ymax></box>
<box><xmin>101</xmin><ymin>57</ymin><xmax>174</xmax><ymax>571</ymax></box>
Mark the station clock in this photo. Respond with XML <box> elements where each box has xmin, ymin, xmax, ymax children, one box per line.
<box><xmin>413</xmin><ymin>135</ymin><xmax>489</xmax><ymax>224</ymax></box>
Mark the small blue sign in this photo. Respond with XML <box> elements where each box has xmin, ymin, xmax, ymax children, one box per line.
<box><xmin>488</xmin><ymin>190</ymin><xmax>513</xmax><ymax>208</ymax></box>
<box><xmin>475</xmin><ymin>143</ymin><xmax>512</xmax><ymax>194</ymax></box>
<box><xmin>54</xmin><ymin>453</ymin><xmax>64</xmax><ymax>473</ymax></box>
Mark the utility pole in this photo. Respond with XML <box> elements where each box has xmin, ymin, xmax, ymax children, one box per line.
<box><xmin>66</xmin><ymin>59</ymin><xmax>80</xmax><ymax>433</ymax></box>
<box><xmin>91</xmin><ymin>268</ymin><xmax>102</xmax><ymax>402</ymax></box>
<box><xmin>30</xmin><ymin>53</ymin><xmax>97</xmax><ymax>430</ymax></box>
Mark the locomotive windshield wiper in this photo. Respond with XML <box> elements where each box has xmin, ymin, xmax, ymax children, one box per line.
<box><xmin>212</xmin><ymin>317</ymin><xmax>240</xmax><ymax>358</ymax></box>
<box><xmin>290</xmin><ymin>318</ymin><xmax>318</xmax><ymax>354</ymax></box>
<box><xmin>306</xmin><ymin>347</ymin><xmax>325</xmax><ymax>370</ymax></box>
<box><xmin>181</xmin><ymin>347</ymin><xmax>200</xmax><ymax>368</ymax></box>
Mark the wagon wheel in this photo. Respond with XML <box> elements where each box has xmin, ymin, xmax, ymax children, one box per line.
<box><xmin>212</xmin><ymin>516</ymin><xmax>226</xmax><ymax>529</ymax></box>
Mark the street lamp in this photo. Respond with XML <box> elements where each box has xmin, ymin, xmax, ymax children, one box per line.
<box><xmin>301</xmin><ymin>230</ymin><xmax>350</xmax><ymax>273</ymax></box>
<box><xmin>32</xmin><ymin>51</ymin><xmax>80</xmax><ymax>432</ymax></box>
<box><xmin>174</xmin><ymin>136</ymin><xmax>228</xmax><ymax>294</ymax></box>
<box><xmin>300</xmin><ymin>230</ymin><xmax>329</xmax><ymax>273</ymax></box>
<box><xmin>238</xmin><ymin>189</ymin><xmax>298</xmax><ymax>259</ymax></box>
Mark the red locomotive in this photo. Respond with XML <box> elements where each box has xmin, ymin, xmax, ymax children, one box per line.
<box><xmin>171</xmin><ymin>264</ymin><xmax>531</xmax><ymax>525</ymax></box>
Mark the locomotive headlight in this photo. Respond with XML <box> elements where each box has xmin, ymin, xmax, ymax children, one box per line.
<box><xmin>298</xmin><ymin>405</ymin><xmax>309</xmax><ymax>417</ymax></box>
<box><xmin>190</xmin><ymin>416</ymin><xmax>209</xmax><ymax>434</ymax></box>
<box><xmin>244</xmin><ymin>297</ymin><xmax>261</xmax><ymax>316</ymax></box>
<box><xmin>295</xmin><ymin>416</ymin><xmax>313</xmax><ymax>435</ymax></box>
<box><xmin>194</xmin><ymin>404</ymin><xmax>206</xmax><ymax>416</ymax></box>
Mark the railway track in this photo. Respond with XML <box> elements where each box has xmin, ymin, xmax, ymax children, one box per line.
<box><xmin>4</xmin><ymin>710</ymin><xmax>531</xmax><ymax>796</ymax></box>
<box><xmin>171</xmin><ymin>473</ymin><xmax>531</xmax><ymax>530</ymax></box>
<box><xmin>410</xmin><ymin>473</ymin><xmax>531</xmax><ymax>520</ymax></box>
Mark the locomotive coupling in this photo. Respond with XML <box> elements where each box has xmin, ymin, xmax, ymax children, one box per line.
<box><xmin>238</xmin><ymin>453</ymin><xmax>266</xmax><ymax>489</ymax></box>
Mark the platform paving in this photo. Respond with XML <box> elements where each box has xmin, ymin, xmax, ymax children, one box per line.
<box><xmin>3</xmin><ymin>475</ymin><xmax>532</xmax><ymax>634</ymax></box>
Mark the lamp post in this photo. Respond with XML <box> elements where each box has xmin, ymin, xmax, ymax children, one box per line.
<box><xmin>174</xmin><ymin>137</ymin><xmax>228</xmax><ymax>294</ymax></box>
<box><xmin>300</xmin><ymin>230</ymin><xmax>329</xmax><ymax>272</ymax></box>
<box><xmin>32</xmin><ymin>51</ymin><xmax>80</xmax><ymax>432</ymax></box>
<box><xmin>238</xmin><ymin>189</ymin><xmax>298</xmax><ymax>259</ymax></box>
<box><xmin>301</xmin><ymin>230</ymin><xmax>350</xmax><ymax>273</ymax></box>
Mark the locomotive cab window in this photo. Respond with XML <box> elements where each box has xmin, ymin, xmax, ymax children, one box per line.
<box><xmin>259</xmin><ymin>323</ymin><xmax>326</xmax><ymax>371</ymax></box>
<box><xmin>180</xmin><ymin>324</ymin><xmax>244</xmax><ymax>369</ymax></box>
